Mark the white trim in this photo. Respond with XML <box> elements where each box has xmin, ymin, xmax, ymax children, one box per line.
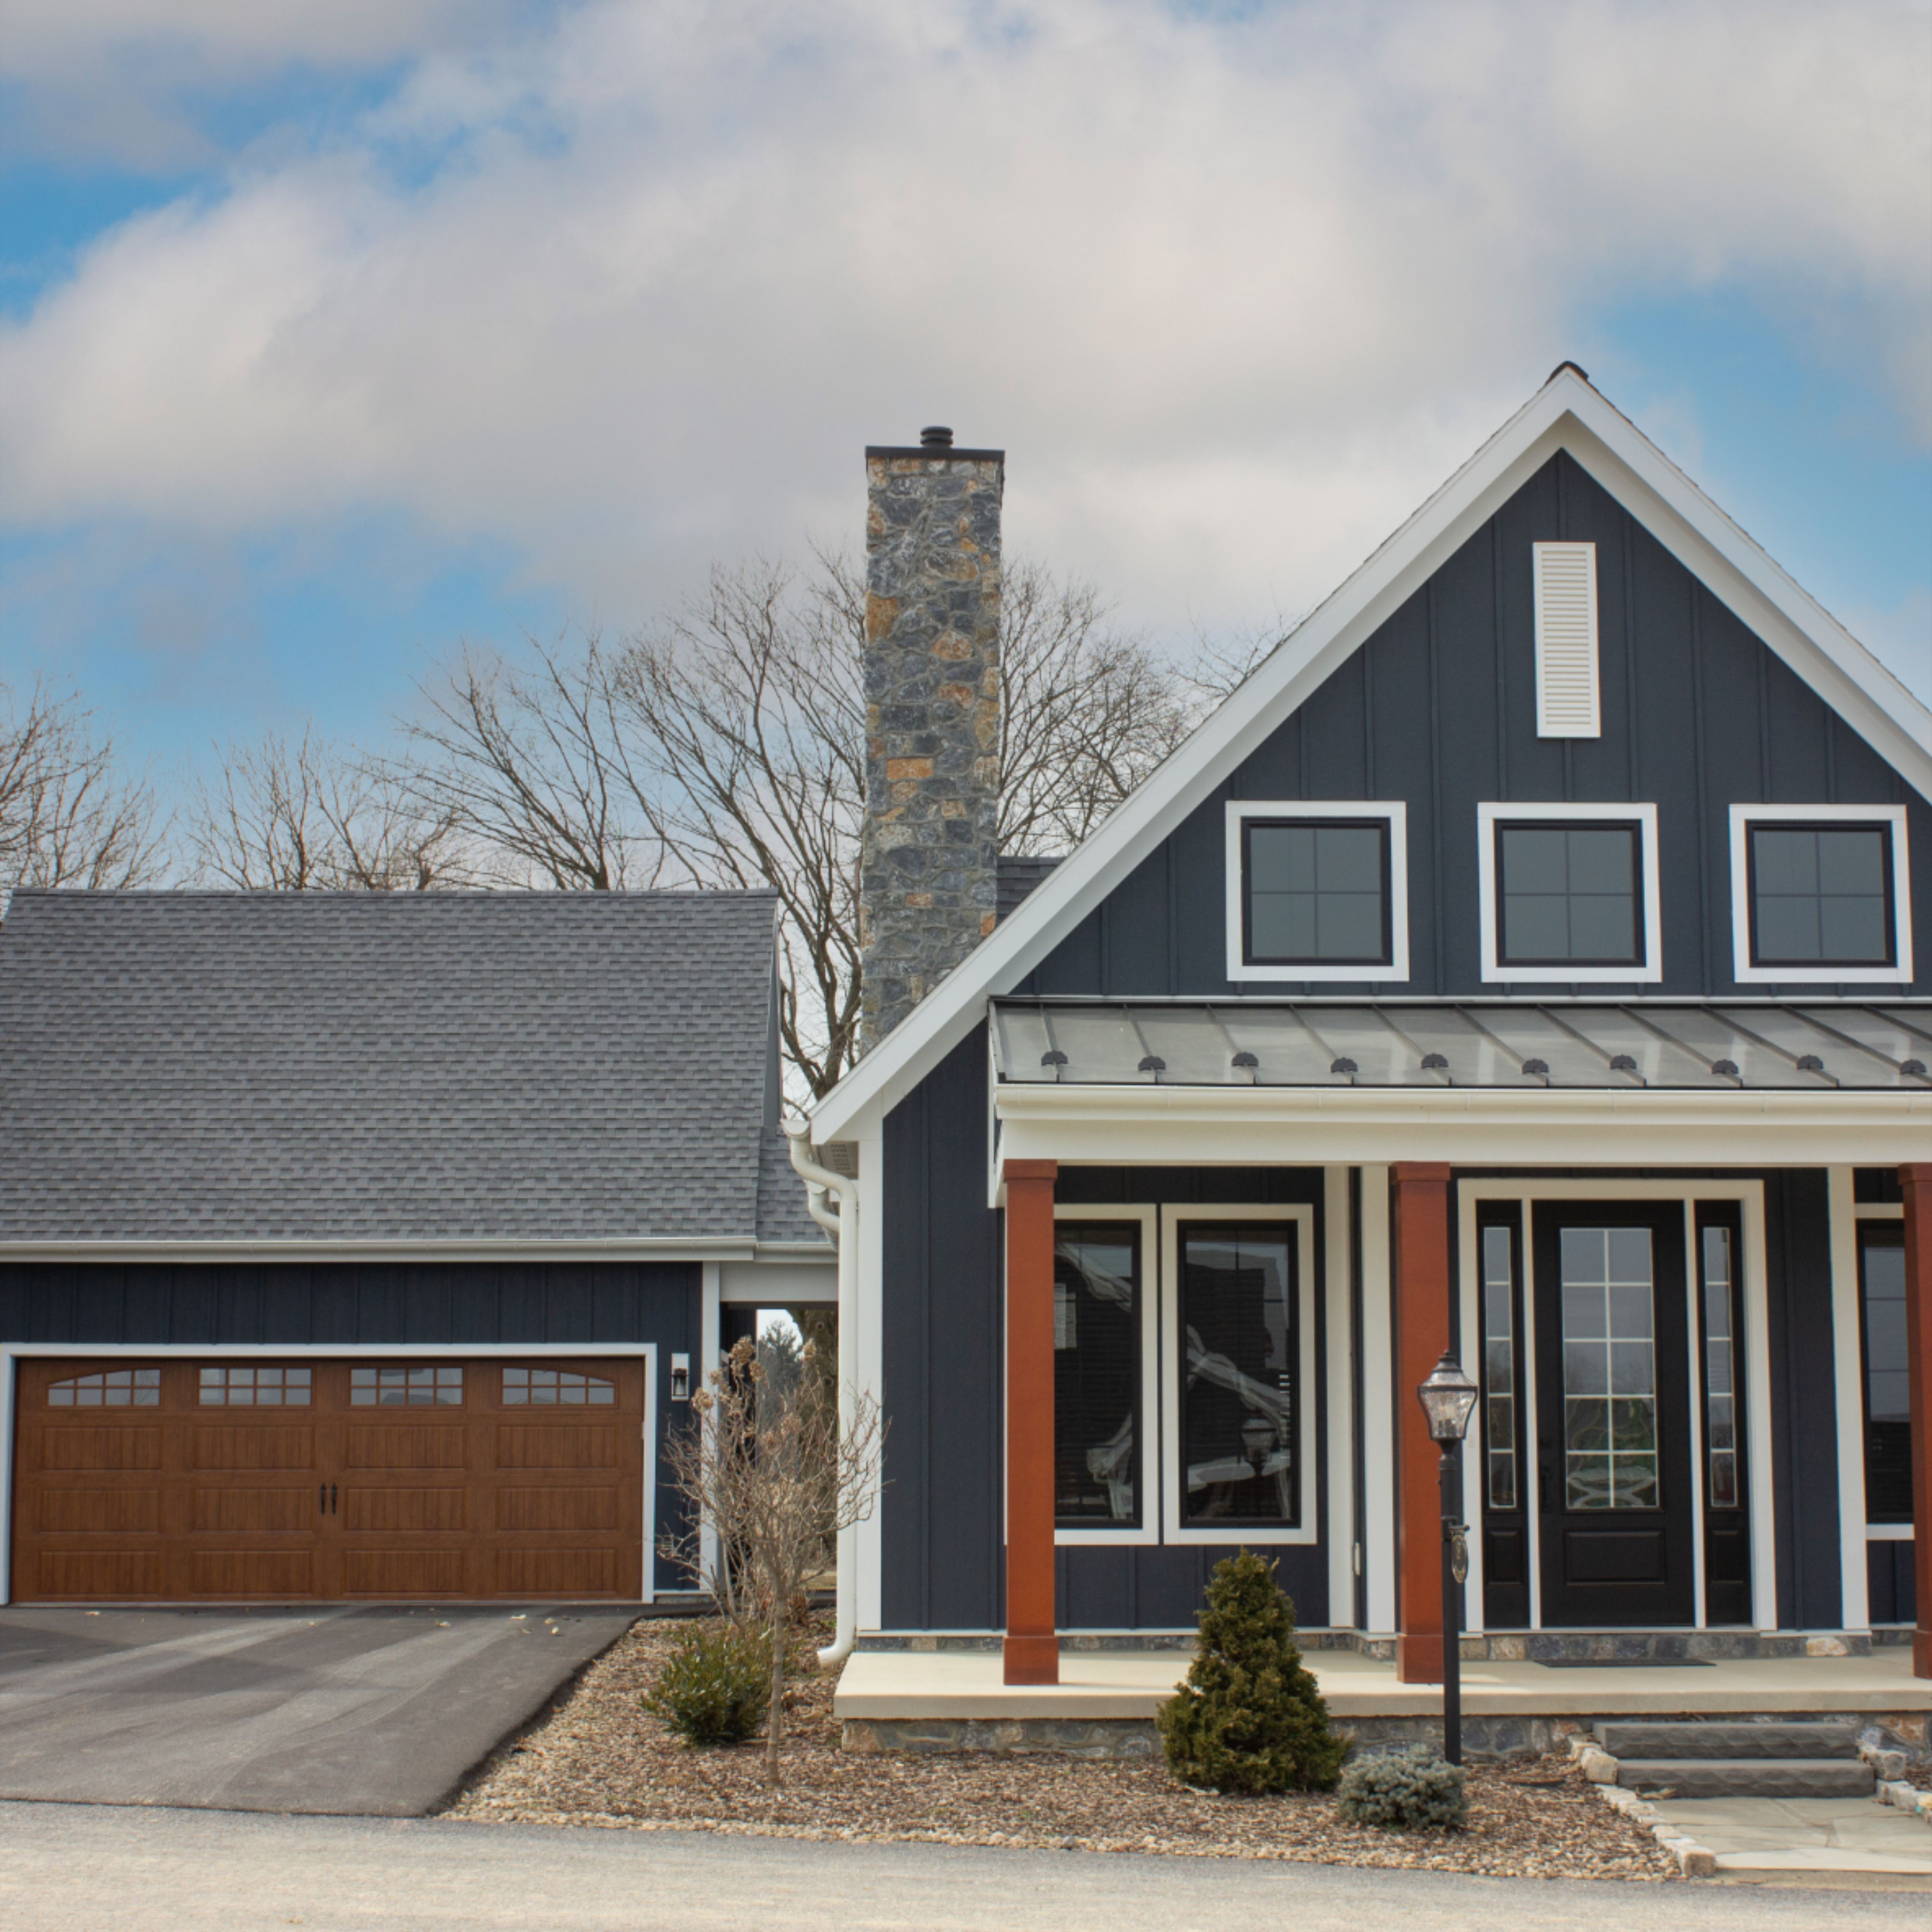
<box><xmin>1476</xmin><ymin>801</ymin><xmax>1663</xmax><ymax>984</ymax></box>
<box><xmin>1458</xmin><ymin>1180</ymin><xmax>1775</xmax><ymax>1632</ymax></box>
<box><xmin>0</xmin><ymin>1341</ymin><xmax>660</xmax><ymax>1609</ymax></box>
<box><xmin>0</xmin><ymin>1238</ymin><xmax>813</xmax><ymax>1264</ymax></box>
<box><xmin>993</xmin><ymin>1079</ymin><xmax>1926</xmax><ymax>1171</ymax></box>
<box><xmin>1828</xmin><ymin>1168</ymin><xmax>1872</xmax><ymax>1626</ymax></box>
<box><xmin>1323</xmin><ymin>1167</ymin><xmax>1357</xmax><ymax>1626</ymax></box>
<box><xmin>1682</xmin><ymin>1200</ymin><xmax>1707</xmax><ymax>1631</ymax></box>
<box><xmin>718</xmin><ymin>1261</ymin><xmax>838</xmax><ymax>1303</ymax></box>
<box><xmin>1856</xmin><ymin>1204</ymin><xmax>1907</xmax><ymax>1219</ymax></box>
<box><xmin>1453</xmin><ymin>1197</ymin><xmax>1488</xmax><ymax>1633</ymax></box>
<box><xmin>1727</xmin><ymin>803</ymin><xmax>1916</xmax><ymax>986</ymax></box>
<box><xmin>1223</xmin><ymin>801</ymin><xmax>1412</xmax><ymax>983</ymax></box>
<box><xmin>854</xmin><ymin>1124</ymin><xmax>886</xmax><ymax>1634</ymax></box>
<box><xmin>1867</xmin><ymin>1523</ymin><xmax>1914</xmax><ymax>1540</ymax></box>
<box><xmin>1533</xmin><ymin>541</ymin><xmax>1602</xmax><ymax>738</ymax></box>
<box><xmin>1159</xmin><ymin>1205</ymin><xmax>1318</xmax><ymax>1546</ymax></box>
<box><xmin>699</xmin><ymin>1262</ymin><xmax>722</xmax><ymax>1599</ymax></box>
<box><xmin>809</xmin><ymin>366</ymin><xmax>1932</xmax><ymax>1145</ymax></box>
<box><xmin>1051</xmin><ymin>1206</ymin><xmax>1162</xmax><ymax>1548</ymax></box>
<box><xmin>1358</xmin><ymin>1167</ymin><xmax>1396</xmax><ymax>1633</ymax></box>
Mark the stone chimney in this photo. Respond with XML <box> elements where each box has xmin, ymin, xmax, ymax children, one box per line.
<box><xmin>859</xmin><ymin>426</ymin><xmax>1003</xmax><ymax>1048</ymax></box>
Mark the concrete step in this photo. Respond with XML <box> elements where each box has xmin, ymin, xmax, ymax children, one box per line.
<box><xmin>1615</xmin><ymin>1758</ymin><xmax>1876</xmax><ymax>1800</ymax></box>
<box><xmin>1593</xmin><ymin>1720</ymin><xmax>1860</xmax><ymax>1761</ymax></box>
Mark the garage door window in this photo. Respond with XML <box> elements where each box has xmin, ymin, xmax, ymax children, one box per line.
<box><xmin>502</xmin><ymin>1366</ymin><xmax>615</xmax><ymax>1405</ymax></box>
<box><xmin>199</xmin><ymin>1366</ymin><xmax>312</xmax><ymax>1406</ymax></box>
<box><xmin>350</xmin><ymin>1365</ymin><xmax>464</xmax><ymax>1406</ymax></box>
<box><xmin>48</xmin><ymin>1368</ymin><xmax>159</xmax><ymax>1407</ymax></box>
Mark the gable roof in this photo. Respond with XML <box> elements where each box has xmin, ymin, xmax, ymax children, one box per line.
<box><xmin>811</xmin><ymin>366</ymin><xmax>1932</xmax><ymax>1141</ymax></box>
<box><xmin>0</xmin><ymin>888</ymin><xmax>827</xmax><ymax>1253</ymax></box>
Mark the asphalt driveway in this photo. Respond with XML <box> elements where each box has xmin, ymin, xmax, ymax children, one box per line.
<box><xmin>0</xmin><ymin>1604</ymin><xmax>635</xmax><ymax>1815</ymax></box>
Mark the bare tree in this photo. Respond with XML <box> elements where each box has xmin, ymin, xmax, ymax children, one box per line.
<box><xmin>403</xmin><ymin>637</ymin><xmax>664</xmax><ymax>891</ymax></box>
<box><xmin>0</xmin><ymin>681</ymin><xmax>166</xmax><ymax>903</ymax></box>
<box><xmin>190</xmin><ymin>726</ymin><xmax>470</xmax><ymax>891</ymax></box>
<box><xmin>659</xmin><ymin>1332</ymin><xmax>886</xmax><ymax>1781</ymax></box>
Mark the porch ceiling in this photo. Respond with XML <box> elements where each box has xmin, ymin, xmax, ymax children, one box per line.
<box><xmin>993</xmin><ymin>999</ymin><xmax>1932</xmax><ymax>1093</ymax></box>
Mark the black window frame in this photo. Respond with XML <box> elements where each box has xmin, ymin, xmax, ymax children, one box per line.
<box><xmin>1176</xmin><ymin>1219</ymin><xmax>1301</xmax><ymax>1530</ymax></box>
<box><xmin>1240</xmin><ymin>814</ymin><xmax>1393</xmax><ymax>970</ymax></box>
<box><xmin>1857</xmin><ymin>1221</ymin><xmax>1912</xmax><ymax>1526</ymax></box>
<box><xmin>1743</xmin><ymin>817</ymin><xmax>1898</xmax><ymax>972</ymax></box>
<box><xmin>1051</xmin><ymin>1220</ymin><xmax>1144</xmax><ymax>1530</ymax></box>
<box><xmin>1492</xmin><ymin>815</ymin><xmax>1647</xmax><ymax>970</ymax></box>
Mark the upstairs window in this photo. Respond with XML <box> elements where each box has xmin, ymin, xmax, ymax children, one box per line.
<box><xmin>1225</xmin><ymin>801</ymin><xmax>1409</xmax><ymax>982</ymax></box>
<box><xmin>1729</xmin><ymin>805</ymin><xmax>1913</xmax><ymax>984</ymax></box>
<box><xmin>1478</xmin><ymin>802</ymin><xmax>1661</xmax><ymax>982</ymax></box>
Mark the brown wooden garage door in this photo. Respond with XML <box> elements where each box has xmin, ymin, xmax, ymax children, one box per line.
<box><xmin>9</xmin><ymin>1357</ymin><xmax>645</xmax><ymax>1602</ymax></box>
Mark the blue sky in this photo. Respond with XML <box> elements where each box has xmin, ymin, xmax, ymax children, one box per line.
<box><xmin>0</xmin><ymin>1</ymin><xmax>1926</xmax><ymax>791</ymax></box>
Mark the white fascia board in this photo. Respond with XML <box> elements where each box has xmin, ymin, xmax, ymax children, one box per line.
<box><xmin>992</xmin><ymin>1080</ymin><xmax>1929</xmax><ymax>1169</ymax></box>
<box><xmin>0</xmin><ymin>1237</ymin><xmax>765</xmax><ymax>1263</ymax></box>
<box><xmin>809</xmin><ymin>369</ymin><xmax>1932</xmax><ymax>1143</ymax></box>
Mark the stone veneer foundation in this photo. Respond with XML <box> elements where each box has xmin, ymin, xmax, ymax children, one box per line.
<box><xmin>858</xmin><ymin>434</ymin><xmax>1003</xmax><ymax>1047</ymax></box>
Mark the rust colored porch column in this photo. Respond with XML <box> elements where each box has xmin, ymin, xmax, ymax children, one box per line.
<box><xmin>1004</xmin><ymin>1158</ymin><xmax>1060</xmax><ymax>1685</ymax></box>
<box><xmin>1393</xmin><ymin>1162</ymin><xmax>1452</xmax><ymax>1684</ymax></box>
<box><xmin>1903</xmin><ymin>1164</ymin><xmax>1932</xmax><ymax>1680</ymax></box>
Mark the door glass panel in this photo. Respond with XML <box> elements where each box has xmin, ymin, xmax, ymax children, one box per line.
<box><xmin>1699</xmin><ymin>1227</ymin><xmax>1739</xmax><ymax>1509</ymax></box>
<box><xmin>1860</xmin><ymin>1231</ymin><xmax>1912</xmax><ymax>1523</ymax></box>
<box><xmin>350</xmin><ymin>1365</ymin><xmax>464</xmax><ymax>1406</ymax></box>
<box><xmin>199</xmin><ymin>1366</ymin><xmax>312</xmax><ymax>1407</ymax></box>
<box><xmin>1052</xmin><ymin>1225</ymin><xmax>1140</xmax><ymax>1525</ymax></box>
<box><xmin>1560</xmin><ymin>1227</ymin><xmax>1658</xmax><ymax>1510</ymax></box>
<box><xmin>1481</xmin><ymin>1224</ymin><xmax>1517</xmax><ymax>1509</ymax></box>
<box><xmin>1180</xmin><ymin>1226</ymin><xmax>1296</xmax><ymax>1525</ymax></box>
<box><xmin>47</xmin><ymin>1368</ymin><xmax>160</xmax><ymax>1407</ymax></box>
<box><xmin>502</xmin><ymin>1367</ymin><xmax>616</xmax><ymax>1406</ymax></box>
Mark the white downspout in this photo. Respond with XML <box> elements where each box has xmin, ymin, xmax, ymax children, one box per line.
<box><xmin>788</xmin><ymin>1124</ymin><xmax>861</xmax><ymax>1670</ymax></box>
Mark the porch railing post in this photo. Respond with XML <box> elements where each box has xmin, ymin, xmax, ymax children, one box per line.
<box><xmin>1393</xmin><ymin>1162</ymin><xmax>1452</xmax><ymax>1684</ymax></box>
<box><xmin>1003</xmin><ymin>1157</ymin><xmax>1060</xmax><ymax>1685</ymax></box>
<box><xmin>1903</xmin><ymin>1163</ymin><xmax>1932</xmax><ymax>1681</ymax></box>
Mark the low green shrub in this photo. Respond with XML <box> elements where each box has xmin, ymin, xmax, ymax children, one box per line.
<box><xmin>1157</xmin><ymin>1548</ymin><xmax>1347</xmax><ymax>1795</ymax></box>
<box><xmin>1334</xmin><ymin>1745</ymin><xmax>1468</xmax><ymax>1830</ymax></box>
<box><xmin>640</xmin><ymin>1622</ymin><xmax>771</xmax><ymax>1747</ymax></box>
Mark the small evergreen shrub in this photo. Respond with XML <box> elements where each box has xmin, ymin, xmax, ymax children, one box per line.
<box><xmin>1335</xmin><ymin>1745</ymin><xmax>1468</xmax><ymax>1830</ymax></box>
<box><xmin>1158</xmin><ymin>1548</ymin><xmax>1347</xmax><ymax>1794</ymax></box>
<box><xmin>640</xmin><ymin>1622</ymin><xmax>771</xmax><ymax>1747</ymax></box>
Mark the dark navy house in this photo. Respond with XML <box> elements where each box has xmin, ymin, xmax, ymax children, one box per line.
<box><xmin>804</xmin><ymin>367</ymin><xmax>1932</xmax><ymax>1695</ymax></box>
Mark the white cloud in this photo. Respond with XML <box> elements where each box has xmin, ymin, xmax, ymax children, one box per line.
<box><xmin>0</xmin><ymin>0</ymin><xmax>1926</xmax><ymax>647</ymax></box>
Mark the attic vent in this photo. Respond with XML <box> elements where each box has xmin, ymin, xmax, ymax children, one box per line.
<box><xmin>813</xmin><ymin>1141</ymin><xmax>860</xmax><ymax>1180</ymax></box>
<box><xmin>1533</xmin><ymin>541</ymin><xmax>1601</xmax><ymax>738</ymax></box>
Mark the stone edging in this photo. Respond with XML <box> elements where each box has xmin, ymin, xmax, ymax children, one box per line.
<box><xmin>1568</xmin><ymin>1734</ymin><xmax>1715</xmax><ymax>1877</ymax></box>
<box><xmin>1874</xmin><ymin>1779</ymin><xmax>1932</xmax><ymax>1826</ymax></box>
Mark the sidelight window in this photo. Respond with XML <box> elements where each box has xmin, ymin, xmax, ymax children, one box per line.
<box><xmin>1053</xmin><ymin>1225</ymin><xmax>1142</xmax><ymax>1525</ymax></box>
<box><xmin>1559</xmin><ymin>1227</ymin><xmax>1660</xmax><ymax>1510</ymax></box>
<box><xmin>1178</xmin><ymin>1225</ymin><xmax>1297</xmax><ymax>1527</ymax></box>
<box><xmin>1697</xmin><ymin>1224</ymin><xmax>1740</xmax><ymax>1509</ymax></box>
<box><xmin>1480</xmin><ymin>1221</ymin><xmax>1519</xmax><ymax>1511</ymax></box>
<box><xmin>1859</xmin><ymin>1226</ymin><xmax>1911</xmax><ymax>1524</ymax></box>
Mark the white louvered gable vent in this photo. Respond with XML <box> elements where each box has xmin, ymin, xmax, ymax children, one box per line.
<box><xmin>1533</xmin><ymin>541</ymin><xmax>1601</xmax><ymax>738</ymax></box>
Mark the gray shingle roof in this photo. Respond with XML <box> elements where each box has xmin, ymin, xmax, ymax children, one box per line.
<box><xmin>0</xmin><ymin>890</ymin><xmax>829</xmax><ymax>1247</ymax></box>
<box><xmin>996</xmin><ymin>855</ymin><xmax>1061</xmax><ymax>923</ymax></box>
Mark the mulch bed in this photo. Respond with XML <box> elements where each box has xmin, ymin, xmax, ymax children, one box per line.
<box><xmin>443</xmin><ymin>1616</ymin><xmax>1680</xmax><ymax>1880</ymax></box>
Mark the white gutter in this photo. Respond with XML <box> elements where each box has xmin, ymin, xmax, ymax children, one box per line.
<box><xmin>787</xmin><ymin>1124</ymin><xmax>861</xmax><ymax>1671</ymax></box>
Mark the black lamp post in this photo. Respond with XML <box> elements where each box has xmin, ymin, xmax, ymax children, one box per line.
<box><xmin>1415</xmin><ymin>1349</ymin><xmax>1479</xmax><ymax>1766</ymax></box>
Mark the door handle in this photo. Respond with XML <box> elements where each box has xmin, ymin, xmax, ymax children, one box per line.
<box><xmin>1539</xmin><ymin>1456</ymin><xmax>1553</xmax><ymax>1514</ymax></box>
<box><xmin>319</xmin><ymin>1483</ymin><xmax>326</xmax><ymax>1515</ymax></box>
<box><xmin>330</xmin><ymin>1484</ymin><xmax>338</xmax><ymax>1515</ymax></box>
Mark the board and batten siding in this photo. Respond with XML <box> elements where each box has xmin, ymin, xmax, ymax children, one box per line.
<box><xmin>1014</xmin><ymin>451</ymin><xmax>1929</xmax><ymax>1001</ymax></box>
<box><xmin>0</xmin><ymin>1259</ymin><xmax>701</xmax><ymax>1593</ymax></box>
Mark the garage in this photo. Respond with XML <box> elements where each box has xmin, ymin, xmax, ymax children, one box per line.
<box><xmin>10</xmin><ymin>1356</ymin><xmax>647</xmax><ymax>1603</ymax></box>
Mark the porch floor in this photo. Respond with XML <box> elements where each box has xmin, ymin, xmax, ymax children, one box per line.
<box><xmin>834</xmin><ymin>1643</ymin><xmax>1932</xmax><ymax>1723</ymax></box>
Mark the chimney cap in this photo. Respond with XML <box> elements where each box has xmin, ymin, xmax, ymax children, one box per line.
<box><xmin>919</xmin><ymin>425</ymin><xmax>954</xmax><ymax>447</ymax></box>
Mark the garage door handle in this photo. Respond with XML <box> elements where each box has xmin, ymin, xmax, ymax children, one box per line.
<box><xmin>319</xmin><ymin>1483</ymin><xmax>327</xmax><ymax>1515</ymax></box>
<box><xmin>330</xmin><ymin>1484</ymin><xmax>338</xmax><ymax>1515</ymax></box>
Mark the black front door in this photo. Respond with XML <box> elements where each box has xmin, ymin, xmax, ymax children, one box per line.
<box><xmin>1533</xmin><ymin>1203</ymin><xmax>1695</xmax><ymax>1627</ymax></box>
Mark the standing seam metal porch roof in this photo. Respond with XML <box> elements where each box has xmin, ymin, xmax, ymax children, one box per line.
<box><xmin>0</xmin><ymin>890</ymin><xmax>828</xmax><ymax>1247</ymax></box>
<box><xmin>992</xmin><ymin>999</ymin><xmax>1932</xmax><ymax>1092</ymax></box>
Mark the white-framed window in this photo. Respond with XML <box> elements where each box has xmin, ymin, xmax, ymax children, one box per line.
<box><xmin>1160</xmin><ymin>1204</ymin><xmax>1318</xmax><ymax>1546</ymax></box>
<box><xmin>1224</xmin><ymin>801</ymin><xmax>1409</xmax><ymax>984</ymax></box>
<box><xmin>1727</xmin><ymin>803</ymin><xmax>1914</xmax><ymax>985</ymax></box>
<box><xmin>1477</xmin><ymin>801</ymin><xmax>1662</xmax><ymax>984</ymax></box>
<box><xmin>1052</xmin><ymin>1206</ymin><xmax>1160</xmax><ymax>1546</ymax></box>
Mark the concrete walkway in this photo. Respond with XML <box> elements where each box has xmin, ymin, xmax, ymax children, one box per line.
<box><xmin>1641</xmin><ymin>1793</ymin><xmax>1932</xmax><ymax>1877</ymax></box>
<box><xmin>0</xmin><ymin>1604</ymin><xmax>634</xmax><ymax>1815</ymax></box>
<box><xmin>0</xmin><ymin>1802</ymin><xmax>1920</xmax><ymax>1932</ymax></box>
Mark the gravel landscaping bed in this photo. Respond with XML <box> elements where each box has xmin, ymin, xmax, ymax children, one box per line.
<box><xmin>445</xmin><ymin>1618</ymin><xmax>1681</xmax><ymax>1881</ymax></box>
